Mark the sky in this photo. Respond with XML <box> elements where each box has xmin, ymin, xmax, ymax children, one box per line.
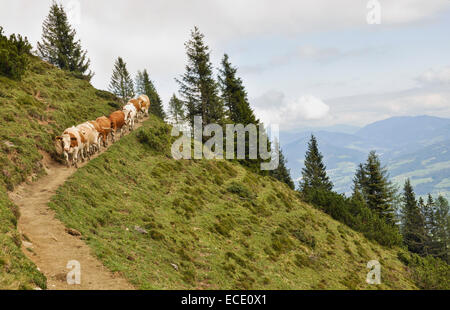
<box><xmin>1</xmin><ymin>0</ymin><xmax>450</xmax><ymax>131</ymax></box>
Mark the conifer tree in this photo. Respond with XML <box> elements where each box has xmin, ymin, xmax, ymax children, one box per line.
<box><xmin>352</xmin><ymin>163</ymin><xmax>367</xmax><ymax>200</ymax></box>
<box><xmin>218</xmin><ymin>54</ymin><xmax>257</xmax><ymax>125</ymax></box>
<box><xmin>217</xmin><ymin>53</ymin><xmax>268</xmax><ymax>171</ymax></box>
<box><xmin>0</xmin><ymin>27</ymin><xmax>32</xmax><ymax>80</ymax></box>
<box><xmin>363</xmin><ymin>151</ymin><xmax>397</xmax><ymax>223</ymax></box>
<box><xmin>434</xmin><ymin>196</ymin><xmax>449</xmax><ymax>262</ymax></box>
<box><xmin>136</xmin><ymin>69</ymin><xmax>166</xmax><ymax>119</ymax></box>
<box><xmin>270</xmin><ymin>141</ymin><xmax>295</xmax><ymax>189</ymax></box>
<box><xmin>168</xmin><ymin>94</ymin><xmax>185</xmax><ymax>124</ymax></box>
<box><xmin>176</xmin><ymin>27</ymin><xmax>224</xmax><ymax>130</ymax></box>
<box><xmin>109</xmin><ymin>57</ymin><xmax>134</xmax><ymax>104</ymax></box>
<box><xmin>300</xmin><ymin>135</ymin><xmax>333</xmax><ymax>193</ymax></box>
<box><xmin>420</xmin><ymin>195</ymin><xmax>434</xmax><ymax>255</ymax></box>
<box><xmin>37</xmin><ymin>1</ymin><xmax>92</xmax><ymax>79</ymax></box>
<box><xmin>401</xmin><ymin>179</ymin><xmax>427</xmax><ymax>255</ymax></box>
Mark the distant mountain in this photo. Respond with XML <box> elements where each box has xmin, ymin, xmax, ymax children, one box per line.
<box><xmin>283</xmin><ymin>115</ymin><xmax>450</xmax><ymax>198</ymax></box>
<box><xmin>356</xmin><ymin>116</ymin><xmax>450</xmax><ymax>157</ymax></box>
<box><xmin>279</xmin><ymin>124</ymin><xmax>361</xmax><ymax>145</ymax></box>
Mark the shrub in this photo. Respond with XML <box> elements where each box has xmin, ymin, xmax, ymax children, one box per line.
<box><xmin>0</xmin><ymin>27</ymin><xmax>32</xmax><ymax>80</ymax></box>
<box><xmin>227</xmin><ymin>181</ymin><xmax>254</xmax><ymax>199</ymax></box>
<box><xmin>398</xmin><ymin>251</ymin><xmax>450</xmax><ymax>289</ymax></box>
<box><xmin>303</xmin><ymin>188</ymin><xmax>403</xmax><ymax>247</ymax></box>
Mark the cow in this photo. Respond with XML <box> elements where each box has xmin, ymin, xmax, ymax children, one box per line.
<box><xmin>122</xmin><ymin>103</ymin><xmax>137</xmax><ymax>131</ymax></box>
<box><xmin>76</xmin><ymin>122</ymin><xmax>100</xmax><ymax>159</ymax></box>
<box><xmin>55</xmin><ymin>126</ymin><xmax>86</xmax><ymax>168</ymax></box>
<box><xmin>137</xmin><ymin>94</ymin><xmax>150</xmax><ymax>117</ymax></box>
<box><xmin>88</xmin><ymin>120</ymin><xmax>104</xmax><ymax>149</ymax></box>
<box><xmin>108</xmin><ymin>110</ymin><xmax>126</xmax><ymax>143</ymax></box>
<box><xmin>92</xmin><ymin>116</ymin><xmax>112</xmax><ymax>147</ymax></box>
<box><xmin>128</xmin><ymin>98</ymin><xmax>143</xmax><ymax>121</ymax></box>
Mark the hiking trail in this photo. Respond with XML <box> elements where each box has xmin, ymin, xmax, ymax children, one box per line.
<box><xmin>8</xmin><ymin>120</ymin><xmax>147</xmax><ymax>290</ymax></box>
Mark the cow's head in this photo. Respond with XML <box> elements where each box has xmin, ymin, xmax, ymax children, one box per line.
<box><xmin>57</xmin><ymin>133</ymin><xmax>77</xmax><ymax>153</ymax></box>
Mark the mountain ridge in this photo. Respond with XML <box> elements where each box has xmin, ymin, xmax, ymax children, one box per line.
<box><xmin>283</xmin><ymin>115</ymin><xmax>450</xmax><ymax>197</ymax></box>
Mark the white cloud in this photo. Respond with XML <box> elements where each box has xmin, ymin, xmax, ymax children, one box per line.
<box><xmin>417</xmin><ymin>66</ymin><xmax>450</xmax><ymax>86</ymax></box>
<box><xmin>326</xmin><ymin>87</ymin><xmax>450</xmax><ymax>126</ymax></box>
<box><xmin>289</xmin><ymin>95</ymin><xmax>330</xmax><ymax>120</ymax></box>
<box><xmin>252</xmin><ymin>91</ymin><xmax>330</xmax><ymax>130</ymax></box>
<box><xmin>381</xmin><ymin>0</ymin><xmax>449</xmax><ymax>24</ymax></box>
<box><xmin>1</xmin><ymin>0</ymin><xmax>449</xmax><ymax>103</ymax></box>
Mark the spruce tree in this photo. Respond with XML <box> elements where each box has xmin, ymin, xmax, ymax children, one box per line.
<box><xmin>0</xmin><ymin>27</ymin><xmax>32</xmax><ymax>80</ymax></box>
<box><xmin>109</xmin><ymin>57</ymin><xmax>134</xmax><ymax>104</ymax></box>
<box><xmin>37</xmin><ymin>1</ymin><xmax>92</xmax><ymax>79</ymax></box>
<box><xmin>434</xmin><ymin>196</ymin><xmax>449</xmax><ymax>262</ymax></box>
<box><xmin>352</xmin><ymin>163</ymin><xmax>367</xmax><ymax>200</ymax></box>
<box><xmin>421</xmin><ymin>195</ymin><xmax>434</xmax><ymax>255</ymax></box>
<box><xmin>300</xmin><ymin>135</ymin><xmax>333</xmax><ymax>193</ymax></box>
<box><xmin>136</xmin><ymin>69</ymin><xmax>166</xmax><ymax>119</ymax></box>
<box><xmin>218</xmin><ymin>54</ymin><xmax>257</xmax><ymax>125</ymax></box>
<box><xmin>418</xmin><ymin>197</ymin><xmax>429</xmax><ymax>255</ymax></box>
<box><xmin>176</xmin><ymin>27</ymin><xmax>224</xmax><ymax>130</ymax></box>
<box><xmin>270</xmin><ymin>141</ymin><xmax>295</xmax><ymax>189</ymax></box>
<box><xmin>401</xmin><ymin>179</ymin><xmax>427</xmax><ymax>255</ymax></box>
<box><xmin>168</xmin><ymin>94</ymin><xmax>185</xmax><ymax>124</ymax></box>
<box><xmin>363</xmin><ymin>151</ymin><xmax>397</xmax><ymax>223</ymax></box>
<box><xmin>218</xmin><ymin>53</ymin><xmax>267</xmax><ymax>171</ymax></box>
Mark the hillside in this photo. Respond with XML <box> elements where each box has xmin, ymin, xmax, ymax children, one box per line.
<box><xmin>0</xmin><ymin>56</ymin><xmax>443</xmax><ymax>290</ymax></box>
<box><xmin>0</xmin><ymin>55</ymin><xmax>120</xmax><ymax>289</ymax></box>
<box><xmin>45</xmin><ymin>118</ymin><xmax>420</xmax><ymax>289</ymax></box>
<box><xmin>283</xmin><ymin>116</ymin><xmax>450</xmax><ymax>197</ymax></box>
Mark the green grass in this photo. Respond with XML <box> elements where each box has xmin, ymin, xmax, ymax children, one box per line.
<box><xmin>0</xmin><ymin>56</ymin><xmax>441</xmax><ymax>290</ymax></box>
<box><xmin>0</xmin><ymin>55</ymin><xmax>120</xmax><ymax>289</ymax></box>
<box><xmin>48</xmin><ymin>119</ymin><xmax>418</xmax><ymax>290</ymax></box>
<box><xmin>0</xmin><ymin>55</ymin><xmax>119</xmax><ymax>191</ymax></box>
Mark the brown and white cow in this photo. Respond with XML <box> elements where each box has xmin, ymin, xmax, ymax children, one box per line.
<box><xmin>88</xmin><ymin>120</ymin><xmax>104</xmax><ymax>149</ymax></box>
<box><xmin>55</xmin><ymin>126</ymin><xmax>86</xmax><ymax>168</ymax></box>
<box><xmin>76</xmin><ymin>122</ymin><xmax>100</xmax><ymax>159</ymax></box>
<box><xmin>109</xmin><ymin>110</ymin><xmax>126</xmax><ymax>143</ymax></box>
<box><xmin>137</xmin><ymin>94</ymin><xmax>150</xmax><ymax>117</ymax></box>
<box><xmin>92</xmin><ymin>116</ymin><xmax>112</xmax><ymax>147</ymax></box>
<box><xmin>128</xmin><ymin>98</ymin><xmax>143</xmax><ymax>121</ymax></box>
<box><xmin>122</xmin><ymin>103</ymin><xmax>137</xmax><ymax>131</ymax></box>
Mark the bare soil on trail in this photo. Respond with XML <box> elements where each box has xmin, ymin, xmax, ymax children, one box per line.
<box><xmin>8</xmin><ymin>120</ymin><xmax>147</xmax><ymax>290</ymax></box>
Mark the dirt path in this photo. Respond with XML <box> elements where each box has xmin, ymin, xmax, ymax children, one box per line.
<box><xmin>8</xmin><ymin>120</ymin><xmax>147</xmax><ymax>290</ymax></box>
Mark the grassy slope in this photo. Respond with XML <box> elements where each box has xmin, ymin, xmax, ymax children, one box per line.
<box><xmin>0</xmin><ymin>55</ymin><xmax>119</xmax><ymax>289</ymax></box>
<box><xmin>48</xmin><ymin>118</ymin><xmax>417</xmax><ymax>289</ymax></box>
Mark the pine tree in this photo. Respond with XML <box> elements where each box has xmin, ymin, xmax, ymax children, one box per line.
<box><xmin>0</xmin><ymin>27</ymin><xmax>32</xmax><ymax>80</ymax></box>
<box><xmin>136</xmin><ymin>69</ymin><xmax>166</xmax><ymax>119</ymax></box>
<box><xmin>37</xmin><ymin>1</ymin><xmax>92</xmax><ymax>79</ymax></box>
<box><xmin>168</xmin><ymin>94</ymin><xmax>185</xmax><ymax>124</ymax></box>
<box><xmin>176</xmin><ymin>27</ymin><xmax>224</xmax><ymax>130</ymax></box>
<box><xmin>418</xmin><ymin>197</ymin><xmax>429</xmax><ymax>255</ymax></box>
<box><xmin>270</xmin><ymin>141</ymin><xmax>295</xmax><ymax>189</ymax></box>
<box><xmin>421</xmin><ymin>195</ymin><xmax>435</xmax><ymax>255</ymax></box>
<box><xmin>363</xmin><ymin>151</ymin><xmax>397</xmax><ymax>223</ymax></box>
<box><xmin>217</xmin><ymin>53</ymin><xmax>267</xmax><ymax>171</ymax></box>
<box><xmin>434</xmin><ymin>196</ymin><xmax>449</xmax><ymax>262</ymax></box>
<box><xmin>401</xmin><ymin>179</ymin><xmax>427</xmax><ymax>255</ymax></box>
<box><xmin>352</xmin><ymin>163</ymin><xmax>367</xmax><ymax>200</ymax></box>
<box><xmin>218</xmin><ymin>54</ymin><xmax>257</xmax><ymax>125</ymax></box>
<box><xmin>109</xmin><ymin>57</ymin><xmax>134</xmax><ymax>104</ymax></box>
<box><xmin>300</xmin><ymin>135</ymin><xmax>333</xmax><ymax>193</ymax></box>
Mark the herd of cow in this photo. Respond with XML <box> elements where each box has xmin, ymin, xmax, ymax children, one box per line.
<box><xmin>55</xmin><ymin>94</ymin><xmax>150</xmax><ymax>168</ymax></box>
